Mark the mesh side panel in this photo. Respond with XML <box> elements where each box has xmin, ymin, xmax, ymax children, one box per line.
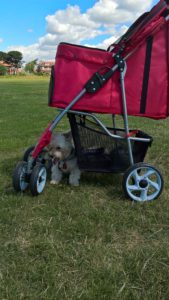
<box><xmin>69</xmin><ymin>114</ymin><xmax>152</xmax><ymax>173</ymax></box>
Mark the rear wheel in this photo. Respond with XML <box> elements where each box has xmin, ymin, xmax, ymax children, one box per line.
<box><xmin>29</xmin><ymin>164</ymin><xmax>47</xmax><ymax>196</ymax></box>
<box><xmin>23</xmin><ymin>146</ymin><xmax>52</xmax><ymax>173</ymax></box>
<box><xmin>13</xmin><ymin>161</ymin><xmax>29</xmax><ymax>192</ymax></box>
<box><xmin>23</xmin><ymin>146</ymin><xmax>35</xmax><ymax>162</ymax></box>
<box><xmin>122</xmin><ymin>163</ymin><xmax>164</xmax><ymax>202</ymax></box>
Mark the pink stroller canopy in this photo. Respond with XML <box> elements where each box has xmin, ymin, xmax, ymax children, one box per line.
<box><xmin>49</xmin><ymin>0</ymin><xmax>169</xmax><ymax>119</ymax></box>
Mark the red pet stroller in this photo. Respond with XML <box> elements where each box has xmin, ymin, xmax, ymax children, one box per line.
<box><xmin>13</xmin><ymin>0</ymin><xmax>169</xmax><ymax>201</ymax></box>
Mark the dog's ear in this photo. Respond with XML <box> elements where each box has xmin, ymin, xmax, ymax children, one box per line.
<box><xmin>63</xmin><ymin>131</ymin><xmax>72</xmax><ymax>141</ymax></box>
<box><xmin>49</xmin><ymin>132</ymin><xmax>58</xmax><ymax>144</ymax></box>
<box><xmin>51</xmin><ymin>132</ymin><xmax>57</xmax><ymax>140</ymax></box>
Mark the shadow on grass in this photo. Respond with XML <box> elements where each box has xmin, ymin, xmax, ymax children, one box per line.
<box><xmin>1</xmin><ymin>156</ymin><xmax>125</xmax><ymax>202</ymax></box>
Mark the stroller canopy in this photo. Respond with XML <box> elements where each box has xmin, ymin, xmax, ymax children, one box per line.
<box><xmin>49</xmin><ymin>0</ymin><xmax>169</xmax><ymax>119</ymax></box>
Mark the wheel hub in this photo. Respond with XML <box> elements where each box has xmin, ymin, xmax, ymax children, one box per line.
<box><xmin>139</xmin><ymin>179</ymin><xmax>148</xmax><ymax>189</ymax></box>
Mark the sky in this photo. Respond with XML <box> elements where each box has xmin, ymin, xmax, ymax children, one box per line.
<box><xmin>0</xmin><ymin>0</ymin><xmax>159</xmax><ymax>62</ymax></box>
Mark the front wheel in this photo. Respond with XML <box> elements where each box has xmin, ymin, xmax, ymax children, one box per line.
<box><xmin>13</xmin><ymin>161</ymin><xmax>29</xmax><ymax>192</ymax></box>
<box><xmin>122</xmin><ymin>163</ymin><xmax>164</xmax><ymax>202</ymax></box>
<box><xmin>23</xmin><ymin>146</ymin><xmax>35</xmax><ymax>162</ymax></box>
<box><xmin>29</xmin><ymin>164</ymin><xmax>47</xmax><ymax>196</ymax></box>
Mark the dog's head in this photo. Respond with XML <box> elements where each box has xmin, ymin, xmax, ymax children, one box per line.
<box><xmin>48</xmin><ymin>131</ymin><xmax>73</xmax><ymax>160</ymax></box>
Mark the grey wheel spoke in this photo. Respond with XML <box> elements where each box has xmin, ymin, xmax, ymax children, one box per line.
<box><xmin>144</xmin><ymin>169</ymin><xmax>156</xmax><ymax>178</ymax></box>
<box><xmin>40</xmin><ymin>172</ymin><xmax>46</xmax><ymax>180</ymax></box>
<box><xmin>140</xmin><ymin>189</ymin><xmax>148</xmax><ymax>201</ymax></box>
<box><xmin>128</xmin><ymin>184</ymin><xmax>140</xmax><ymax>192</ymax></box>
<box><xmin>37</xmin><ymin>168</ymin><xmax>47</xmax><ymax>193</ymax></box>
<box><xmin>20</xmin><ymin>168</ymin><xmax>26</xmax><ymax>185</ymax></box>
<box><xmin>132</xmin><ymin>170</ymin><xmax>141</xmax><ymax>181</ymax></box>
<box><xmin>148</xmin><ymin>179</ymin><xmax>160</xmax><ymax>191</ymax></box>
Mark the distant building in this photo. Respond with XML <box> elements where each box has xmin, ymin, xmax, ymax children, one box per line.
<box><xmin>37</xmin><ymin>61</ymin><xmax>54</xmax><ymax>74</ymax></box>
<box><xmin>0</xmin><ymin>61</ymin><xmax>22</xmax><ymax>74</ymax></box>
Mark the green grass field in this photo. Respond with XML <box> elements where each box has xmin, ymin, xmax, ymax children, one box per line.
<box><xmin>1</xmin><ymin>76</ymin><xmax>169</xmax><ymax>299</ymax></box>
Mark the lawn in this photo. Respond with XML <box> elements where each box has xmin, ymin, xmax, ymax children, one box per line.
<box><xmin>0</xmin><ymin>76</ymin><xmax>169</xmax><ymax>299</ymax></box>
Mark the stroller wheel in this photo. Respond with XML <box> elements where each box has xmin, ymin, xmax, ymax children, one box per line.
<box><xmin>23</xmin><ymin>146</ymin><xmax>52</xmax><ymax>173</ymax></box>
<box><xmin>29</xmin><ymin>164</ymin><xmax>47</xmax><ymax>196</ymax></box>
<box><xmin>122</xmin><ymin>163</ymin><xmax>164</xmax><ymax>202</ymax></box>
<box><xmin>23</xmin><ymin>146</ymin><xmax>35</xmax><ymax>162</ymax></box>
<box><xmin>13</xmin><ymin>161</ymin><xmax>29</xmax><ymax>192</ymax></box>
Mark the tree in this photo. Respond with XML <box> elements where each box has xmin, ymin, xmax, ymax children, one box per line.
<box><xmin>0</xmin><ymin>51</ymin><xmax>7</xmax><ymax>62</ymax></box>
<box><xmin>5</xmin><ymin>51</ymin><xmax>23</xmax><ymax>68</ymax></box>
<box><xmin>25</xmin><ymin>59</ymin><xmax>37</xmax><ymax>73</ymax></box>
<box><xmin>0</xmin><ymin>65</ymin><xmax>7</xmax><ymax>75</ymax></box>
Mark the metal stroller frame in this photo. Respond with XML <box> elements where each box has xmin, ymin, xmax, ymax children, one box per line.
<box><xmin>12</xmin><ymin>52</ymin><xmax>164</xmax><ymax>201</ymax></box>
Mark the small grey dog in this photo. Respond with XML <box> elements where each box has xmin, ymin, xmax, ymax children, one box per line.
<box><xmin>48</xmin><ymin>131</ymin><xmax>81</xmax><ymax>186</ymax></box>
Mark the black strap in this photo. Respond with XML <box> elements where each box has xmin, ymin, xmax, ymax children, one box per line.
<box><xmin>85</xmin><ymin>67</ymin><xmax>114</xmax><ymax>94</ymax></box>
<box><xmin>48</xmin><ymin>65</ymin><xmax>54</xmax><ymax>105</ymax></box>
<box><xmin>140</xmin><ymin>36</ymin><xmax>154</xmax><ymax>114</ymax></box>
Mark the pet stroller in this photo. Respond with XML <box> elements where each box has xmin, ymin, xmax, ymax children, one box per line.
<box><xmin>13</xmin><ymin>0</ymin><xmax>169</xmax><ymax>201</ymax></box>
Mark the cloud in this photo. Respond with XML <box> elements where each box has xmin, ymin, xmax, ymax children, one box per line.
<box><xmin>87</xmin><ymin>0</ymin><xmax>152</xmax><ymax>24</ymax></box>
<box><xmin>39</xmin><ymin>5</ymin><xmax>102</xmax><ymax>48</ymax></box>
<box><xmin>0</xmin><ymin>38</ymin><xmax>3</xmax><ymax>43</ymax></box>
<box><xmin>6</xmin><ymin>43</ymin><xmax>56</xmax><ymax>63</ymax></box>
<box><xmin>46</xmin><ymin>5</ymin><xmax>99</xmax><ymax>34</ymax></box>
<box><xmin>6</xmin><ymin>0</ymin><xmax>153</xmax><ymax>62</ymax></box>
<box><xmin>85</xmin><ymin>25</ymin><xmax>129</xmax><ymax>50</ymax></box>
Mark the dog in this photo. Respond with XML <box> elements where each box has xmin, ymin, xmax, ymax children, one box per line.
<box><xmin>48</xmin><ymin>131</ymin><xmax>81</xmax><ymax>186</ymax></box>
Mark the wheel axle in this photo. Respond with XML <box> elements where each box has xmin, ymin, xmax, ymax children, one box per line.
<box><xmin>139</xmin><ymin>179</ymin><xmax>148</xmax><ymax>189</ymax></box>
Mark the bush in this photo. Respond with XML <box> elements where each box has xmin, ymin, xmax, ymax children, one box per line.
<box><xmin>0</xmin><ymin>65</ymin><xmax>7</xmax><ymax>75</ymax></box>
<box><xmin>35</xmin><ymin>72</ymin><xmax>50</xmax><ymax>76</ymax></box>
<box><xmin>16</xmin><ymin>71</ymin><xmax>27</xmax><ymax>76</ymax></box>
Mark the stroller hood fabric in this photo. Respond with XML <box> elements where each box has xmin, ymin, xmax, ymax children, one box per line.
<box><xmin>49</xmin><ymin>0</ymin><xmax>169</xmax><ymax>119</ymax></box>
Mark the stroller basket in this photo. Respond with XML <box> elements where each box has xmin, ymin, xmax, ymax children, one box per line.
<box><xmin>69</xmin><ymin>114</ymin><xmax>152</xmax><ymax>173</ymax></box>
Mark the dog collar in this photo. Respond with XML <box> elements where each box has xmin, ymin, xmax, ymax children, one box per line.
<box><xmin>53</xmin><ymin>157</ymin><xmax>59</xmax><ymax>165</ymax></box>
<box><xmin>65</xmin><ymin>148</ymin><xmax>75</xmax><ymax>161</ymax></box>
<box><xmin>58</xmin><ymin>161</ymin><xmax>67</xmax><ymax>170</ymax></box>
<box><xmin>58</xmin><ymin>148</ymin><xmax>75</xmax><ymax>171</ymax></box>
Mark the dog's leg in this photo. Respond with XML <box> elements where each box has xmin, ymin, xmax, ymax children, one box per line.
<box><xmin>50</xmin><ymin>164</ymin><xmax>63</xmax><ymax>185</ymax></box>
<box><xmin>69</xmin><ymin>168</ymin><xmax>81</xmax><ymax>186</ymax></box>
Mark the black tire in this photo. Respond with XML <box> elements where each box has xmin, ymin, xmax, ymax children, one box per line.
<box><xmin>13</xmin><ymin>161</ymin><xmax>29</xmax><ymax>192</ymax></box>
<box><xmin>122</xmin><ymin>162</ymin><xmax>164</xmax><ymax>202</ymax></box>
<box><xmin>29</xmin><ymin>164</ymin><xmax>47</xmax><ymax>196</ymax></box>
<box><xmin>23</xmin><ymin>146</ymin><xmax>35</xmax><ymax>162</ymax></box>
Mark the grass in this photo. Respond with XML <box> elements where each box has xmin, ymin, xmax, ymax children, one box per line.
<box><xmin>0</xmin><ymin>76</ymin><xmax>169</xmax><ymax>299</ymax></box>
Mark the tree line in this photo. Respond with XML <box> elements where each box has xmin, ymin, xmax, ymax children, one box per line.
<box><xmin>0</xmin><ymin>50</ymin><xmax>23</xmax><ymax>75</ymax></box>
<box><xmin>0</xmin><ymin>51</ymin><xmax>23</xmax><ymax>66</ymax></box>
<box><xmin>0</xmin><ymin>50</ymin><xmax>52</xmax><ymax>75</ymax></box>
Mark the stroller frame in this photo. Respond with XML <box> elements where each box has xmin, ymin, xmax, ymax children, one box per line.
<box><xmin>13</xmin><ymin>54</ymin><xmax>163</xmax><ymax>201</ymax></box>
<box><xmin>13</xmin><ymin>0</ymin><xmax>168</xmax><ymax>200</ymax></box>
<box><xmin>27</xmin><ymin>55</ymin><xmax>140</xmax><ymax>169</ymax></box>
<box><xmin>27</xmin><ymin>55</ymin><xmax>150</xmax><ymax>173</ymax></box>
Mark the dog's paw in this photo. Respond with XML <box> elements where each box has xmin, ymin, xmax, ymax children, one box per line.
<box><xmin>50</xmin><ymin>180</ymin><xmax>60</xmax><ymax>185</ymax></box>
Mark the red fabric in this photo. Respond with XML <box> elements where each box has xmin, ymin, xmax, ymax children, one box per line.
<box><xmin>114</xmin><ymin>24</ymin><xmax>168</xmax><ymax>119</ymax></box>
<box><xmin>51</xmin><ymin>44</ymin><xmax>114</xmax><ymax>113</ymax></box>
<box><xmin>49</xmin><ymin>1</ymin><xmax>169</xmax><ymax>119</ymax></box>
<box><xmin>126</xmin><ymin>130</ymin><xmax>139</xmax><ymax>138</ymax></box>
<box><xmin>31</xmin><ymin>123</ymin><xmax>52</xmax><ymax>158</ymax></box>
